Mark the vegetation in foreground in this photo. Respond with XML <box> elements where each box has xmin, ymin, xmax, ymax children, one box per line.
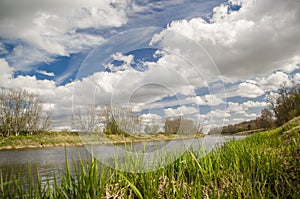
<box><xmin>1</xmin><ymin>118</ymin><xmax>299</xmax><ymax>198</ymax></box>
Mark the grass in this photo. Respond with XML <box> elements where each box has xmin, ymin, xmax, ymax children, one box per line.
<box><xmin>0</xmin><ymin>131</ymin><xmax>82</xmax><ymax>150</ymax></box>
<box><xmin>0</xmin><ymin>120</ymin><xmax>300</xmax><ymax>198</ymax></box>
<box><xmin>0</xmin><ymin>131</ymin><xmax>204</xmax><ymax>150</ymax></box>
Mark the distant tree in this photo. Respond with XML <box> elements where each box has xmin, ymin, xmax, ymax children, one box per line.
<box><xmin>102</xmin><ymin>105</ymin><xmax>141</xmax><ymax>135</ymax></box>
<box><xmin>0</xmin><ymin>88</ymin><xmax>51</xmax><ymax>136</ymax></box>
<box><xmin>164</xmin><ymin>117</ymin><xmax>201</xmax><ymax>135</ymax></box>
<box><xmin>144</xmin><ymin>125</ymin><xmax>160</xmax><ymax>134</ymax></box>
<box><xmin>208</xmin><ymin>127</ymin><xmax>222</xmax><ymax>135</ymax></box>
<box><xmin>256</xmin><ymin>108</ymin><xmax>274</xmax><ymax>129</ymax></box>
<box><xmin>144</xmin><ymin>120</ymin><xmax>161</xmax><ymax>134</ymax></box>
<box><xmin>164</xmin><ymin>117</ymin><xmax>180</xmax><ymax>134</ymax></box>
<box><xmin>71</xmin><ymin>105</ymin><xmax>100</xmax><ymax>133</ymax></box>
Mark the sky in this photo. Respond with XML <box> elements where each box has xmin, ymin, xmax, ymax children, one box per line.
<box><xmin>0</xmin><ymin>0</ymin><xmax>300</xmax><ymax>132</ymax></box>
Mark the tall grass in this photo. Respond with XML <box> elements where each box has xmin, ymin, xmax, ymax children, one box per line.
<box><xmin>1</xmin><ymin>122</ymin><xmax>299</xmax><ymax>198</ymax></box>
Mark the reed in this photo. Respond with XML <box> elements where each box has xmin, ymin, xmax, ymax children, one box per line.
<box><xmin>1</xmin><ymin>121</ymin><xmax>299</xmax><ymax>198</ymax></box>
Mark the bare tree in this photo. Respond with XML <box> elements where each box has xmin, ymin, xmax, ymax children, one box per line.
<box><xmin>40</xmin><ymin>110</ymin><xmax>52</xmax><ymax>131</ymax></box>
<box><xmin>164</xmin><ymin>116</ymin><xmax>200</xmax><ymax>135</ymax></box>
<box><xmin>111</xmin><ymin>106</ymin><xmax>141</xmax><ymax>133</ymax></box>
<box><xmin>144</xmin><ymin>118</ymin><xmax>161</xmax><ymax>134</ymax></box>
<box><xmin>0</xmin><ymin>88</ymin><xmax>51</xmax><ymax>136</ymax></box>
<box><xmin>71</xmin><ymin>105</ymin><xmax>100</xmax><ymax>133</ymax></box>
<box><xmin>101</xmin><ymin>105</ymin><xmax>142</xmax><ymax>135</ymax></box>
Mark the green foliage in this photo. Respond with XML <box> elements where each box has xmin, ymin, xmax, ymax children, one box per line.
<box><xmin>1</xmin><ymin>122</ymin><xmax>300</xmax><ymax>198</ymax></box>
<box><xmin>270</xmin><ymin>83</ymin><xmax>300</xmax><ymax>125</ymax></box>
<box><xmin>103</xmin><ymin>117</ymin><xmax>125</xmax><ymax>135</ymax></box>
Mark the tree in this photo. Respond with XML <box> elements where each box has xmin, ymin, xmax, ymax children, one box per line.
<box><xmin>71</xmin><ymin>105</ymin><xmax>100</xmax><ymax>133</ymax></box>
<box><xmin>102</xmin><ymin>105</ymin><xmax>141</xmax><ymax>135</ymax></box>
<box><xmin>164</xmin><ymin>117</ymin><xmax>180</xmax><ymax>134</ymax></box>
<box><xmin>144</xmin><ymin>123</ymin><xmax>160</xmax><ymax>134</ymax></box>
<box><xmin>164</xmin><ymin>117</ymin><xmax>201</xmax><ymax>135</ymax></box>
<box><xmin>256</xmin><ymin>108</ymin><xmax>274</xmax><ymax>129</ymax></box>
<box><xmin>0</xmin><ymin>88</ymin><xmax>51</xmax><ymax>136</ymax></box>
<box><xmin>266</xmin><ymin>83</ymin><xmax>300</xmax><ymax>126</ymax></box>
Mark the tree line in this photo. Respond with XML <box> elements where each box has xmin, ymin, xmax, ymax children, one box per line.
<box><xmin>71</xmin><ymin>105</ymin><xmax>142</xmax><ymax>135</ymax></box>
<box><xmin>71</xmin><ymin>105</ymin><xmax>203</xmax><ymax>135</ymax></box>
<box><xmin>0</xmin><ymin>87</ymin><xmax>202</xmax><ymax>137</ymax></box>
<box><xmin>209</xmin><ymin>82</ymin><xmax>300</xmax><ymax>135</ymax></box>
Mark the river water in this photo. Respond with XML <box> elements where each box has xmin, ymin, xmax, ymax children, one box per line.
<box><xmin>0</xmin><ymin>135</ymin><xmax>246</xmax><ymax>185</ymax></box>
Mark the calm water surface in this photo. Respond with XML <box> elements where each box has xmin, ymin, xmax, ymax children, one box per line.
<box><xmin>0</xmin><ymin>135</ymin><xmax>246</xmax><ymax>185</ymax></box>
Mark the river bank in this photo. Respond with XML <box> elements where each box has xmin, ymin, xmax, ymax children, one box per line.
<box><xmin>0</xmin><ymin>131</ymin><xmax>205</xmax><ymax>150</ymax></box>
<box><xmin>1</xmin><ymin>119</ymin><xmax>299</xmax><ymax>198</ymax></box>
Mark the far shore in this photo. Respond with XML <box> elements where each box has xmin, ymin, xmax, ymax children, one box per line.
<box><xmin>0</xmin><ymin>132</ymin><xmax>206</xmax><ymax>151</ymax></box>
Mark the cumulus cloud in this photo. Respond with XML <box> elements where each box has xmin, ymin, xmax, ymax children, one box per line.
<box><xmin>164</xmin><ymin>106</ymin><xmax>199</xmax><ymax>117</ymax></box>
<box><xmin>0</xmin><ymin>59</ymin><xmax>14</xmax><ymax>86</ymax></box>
<box><xmin>0</xmin><ymin>0</ymin><xmax>130</xmax><ymax>68</ymax></box>
<box><xmin>280</xmin><ymin>57</ymin><xmax>300</xmax><ymax>73</ymax></box>
<box><xmin>227</xmin><ymin>101</ymin><xmax>266</xmax><ymax>115</ymax></box>
<box><xmin>106</xmin><ymin>52</ymin><xmax>135</xmax><ymax>72</ymax></box>
<box><xmin>141</xmin><ymin>113</ymin><xmax>163</xmax><ymax>127</ymax></box>
<box><xmin>186</xmin><ymin>94</ymin><xmax>224</xmax><ymax>106</ymax></box>
<box><xmin>152</xmin><ymin>0</ymin><xmax>300</xmax><ymax>80</ymax></box>
<box><xmin>294</xmin><ymin>73</ymin><xmax>300</xmax><ymax>82</ymax></box>
<box><xmin>1</xmin><ymin>0</ymin><xmax>299</xmax><ymax>130</ymax></box>
<box><xmin>258</xmin><ymin>71</ymin><xmax>292</xmax><ymax>91</ymax></box>
<box><xmin>238</xmin><ymin>82</ymin><xmax>264</xmax><ymax>98</ymax></box>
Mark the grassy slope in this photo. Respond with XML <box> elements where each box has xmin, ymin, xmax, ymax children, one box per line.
<box><xmin>1</xmin><ymin>118</ymin><xmax>300</xmax><ymax>198</ymax></box>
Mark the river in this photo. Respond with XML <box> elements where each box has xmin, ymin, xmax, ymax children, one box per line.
<box><xmin>0</xmin><ymin>135</ymin><xmax>246</xmax><ymax>186</ymax></box>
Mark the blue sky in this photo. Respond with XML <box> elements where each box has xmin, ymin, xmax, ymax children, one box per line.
<box><xmin>0</xmin><ymin>0</ymin><xmax>299</xmax><ymax>131</ymax></box>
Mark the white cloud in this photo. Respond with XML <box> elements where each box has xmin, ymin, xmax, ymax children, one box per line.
<box><xmin>0</xmin><ymin>58</ymin><xmax>269</xmax><ymax>130</ymax></box>
<box><xmin>36</xmin><ymin>70</ymin><xmax>55</xmax><ymax>77</ymax></box>
<box><xmin>227</xmin><ymin>102</ymin><xmax>245</xmax><ymax>114</ymax></box>
<box><xmin>242</xmin><ymin>101</ymin><xmax>266</xmax><ymax>108</ymax></box>
<box><xmin>258</xmin><ymin>71</ymin><xmax>292</xmax><ymax>91</ymax></box>
<box><xmin>106</xmin><ymin>52</ymin><xmax>135</xmax><ymax>72</ymax></box>
<box><xmin>227</xmin><ymin>101</ymin><xmax>266</xmax><ymax>116</ymax></box>
<box><xmin>280</xmin><ymin>57</ymin><xmax>300</xmax><ymax>73</ymax></box>
<box><xmin>238</xmin><ymin>82</ymin><xmax>264</xmax><ymax>98</ymax></box>
<box><xmin>151</xmin><ymin>0</ymin><xmax>300</xmax><ymax>80</ymax></box>
<box><xmin>164</xmin><ymin>106</ymin><xmax>199</xmax><ymax>117</ymax></box>
<box><xmin>112</xmin><ymin>52</ymin><xmax>134</xmax><ymax>65</ymax></box>
<box><xmin>0</xmin><ymin>59</ymin><xmax>14</xmax><ymax>86</ymax></box>
<box><xmin>0</xmin><ymin>0</ymin><xmax>130</xmax><ymax>68</ymax></box>
<box><xmin>2</xmin><ymin>0</ymin><xmax>298</xmax><ymax>131</ymax></box>
<box><xmin>6</xmin><ymin>45</ymin><xmax>54</xmax><ymax>71</ymax></box>
<box><xmin>141</xmin><ymin>113</ymin><xmax>162</xmax><ymax>124</ymax></box>
<box><xmin>207</xmin><ymin>110</ymin><xmax>231</xmax><ymax>118</ymax></box>
<box><xmin>186</xmin><ymin>94</ymin><xmax>224</xmax><ymax>106</ymax></box>
<box><xmin>294</xmin><ymin>73</ymin><xmax>300</xmax><ymax>82</ymax></box>
<box><xmin>0</xmin><ymin>43</ymin><xmax>8</xmax><ymax>55</ymax></box>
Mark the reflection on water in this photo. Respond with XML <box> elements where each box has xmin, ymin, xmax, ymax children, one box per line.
<box><xmin>0</xmin><ymin>135</ymin><xmax>246</xmax><ymax>185</ymax></box>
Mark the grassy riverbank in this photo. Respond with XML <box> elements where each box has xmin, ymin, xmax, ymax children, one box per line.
<box><xmin>1</xmin><ymin>119</ymin><xmax>300</xmax><ymax>198</ymax></box>
<box><xmin>0</xmin><ymin>131</ymin><xmax>205</xmax><ymax>150</ymax></box>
